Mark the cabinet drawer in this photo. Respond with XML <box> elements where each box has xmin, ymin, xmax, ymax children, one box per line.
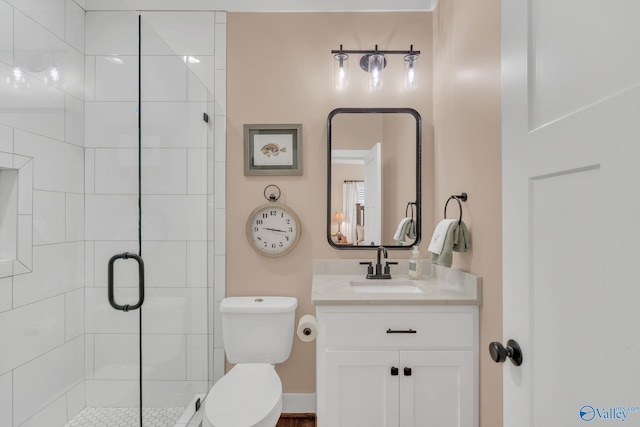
<box><xmin>321</xmin><ymin>311</ymin><xmax>475</xmax><ymax>349</ymax></box>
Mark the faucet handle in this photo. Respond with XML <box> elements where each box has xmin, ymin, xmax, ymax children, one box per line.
<box><xmin>384</xmin><ymin>261</ymin><xmax>398</xmax><ymax>275</ymax></box>
<box><xmin>359</xmin><ymin>261</ymin><xmax>374</xmax><ymax>275</ymax></box>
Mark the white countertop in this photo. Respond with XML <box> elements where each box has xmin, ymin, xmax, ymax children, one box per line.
<box><xmin>312</xmin><ymin>259</ymin><xmax>482</xmax><ymax>306</ymax></box>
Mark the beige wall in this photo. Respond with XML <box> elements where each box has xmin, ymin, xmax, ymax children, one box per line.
<box><xmin>227</xmin><ymin>8</ymin><xmax>503</xmax><ymax>425</ymax></box>
<box><xmin>433</xmin><ymin>0</ymin><xmax>503</xmax><ymax>426</ymax></box>
<box><xmin>227</xmin><ymin>12</ymin><xmax>434</xmax><ymax>393</ymax></box>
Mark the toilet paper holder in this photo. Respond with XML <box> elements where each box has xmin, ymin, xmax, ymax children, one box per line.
<box><xmin>297</xmin><ymin>314</ymin><xmax>318</xmax><ymax>342</ymax></box>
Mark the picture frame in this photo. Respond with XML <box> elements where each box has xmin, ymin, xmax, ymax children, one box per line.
<box><xmin>244</xmin><ymin>124</ymin><xmax>303</xmax><ymax>176</ymax></box>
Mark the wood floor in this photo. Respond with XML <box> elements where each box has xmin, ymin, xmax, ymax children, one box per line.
<box><xmin>276</xmin><ymin>413</ymin><xmax>316</xmax><ymax>427</ymax></box>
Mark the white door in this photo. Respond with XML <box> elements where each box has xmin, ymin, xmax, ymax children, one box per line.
<box><xmin>399</xmin><ymin>350</ymin><xmax>475</xmax><ymax>427</ymax></box>
<box><xmin>502</xmin><ymin>0</ymin><xmax>640</xmax><ymax>425</ymax></box>
<box><xmin>324</xmin><ymin>350</ymin><xmax>399</xmax><ymax>427</ymax></box>
<box><xmin>364</xmin><ymin>143</ymin><xmax>382</xmax><ymax>245</ymax></box>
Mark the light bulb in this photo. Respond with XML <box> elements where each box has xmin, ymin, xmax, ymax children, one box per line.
<box><xmin>334</xmin><ymin>53</ymin><xmax>349</xmax><ymax>90</ymax></box>
<box><xmin>368</xmin><ymin>54</ymin><xmax>385</xmax><ymax>91</ymax></box>
<box><xmin>403</xmin><ymin>54</ymin><xmax>418</xmax><ymax>91</ymax></box>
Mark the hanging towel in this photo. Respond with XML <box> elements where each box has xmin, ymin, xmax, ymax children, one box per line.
<box><xmin>429</xmin><ymin>220</ymin><xmax>471</xmax><ymax>267</ymax></box>
<box><xmin>427</xmin><ymin>219</ymin><xmax>457</xmax><ymax>255</ymax></box>
<box><xmin>393</xmin><ymin>218</ymin><xmax>416</xmax><ymax>245</ymax></box>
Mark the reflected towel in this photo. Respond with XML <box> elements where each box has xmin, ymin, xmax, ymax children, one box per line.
<box><xmin>427</xmin><ymin>219</ymin><xmax>457</xmax><ymax>255</ymax></box>
<box><xmin>429</xmin><ymin>220</ymin><xmax>470</xmax><ymax>267</ymax></box>
<box><xmin>393</xmin><ymin>218</ymin><xmax>416</xmax><ymax>245</ymax></box>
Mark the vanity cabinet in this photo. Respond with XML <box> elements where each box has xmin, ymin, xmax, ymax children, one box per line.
<box><xmin>316</xmin><ymin>305</ymin><xmax>478</xmax><ymax>427</ymax></box>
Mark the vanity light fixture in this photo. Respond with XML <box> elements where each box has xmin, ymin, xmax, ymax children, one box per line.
<box><xmin>331</xmin><ymin>44</ymin><xmax>420</xmax><ymax>91</ymax></box>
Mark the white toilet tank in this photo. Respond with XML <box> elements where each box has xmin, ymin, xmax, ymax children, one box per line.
<box><xmin>221</xmin><ymin>296</ymin><xmax>298</xmax><ymax>364</ymax></box>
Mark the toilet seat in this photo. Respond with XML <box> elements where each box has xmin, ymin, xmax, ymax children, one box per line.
<box><xmin>205</xmin><ymin>363</ymin><xmax>283</xmax><ymax>427</ymax></box>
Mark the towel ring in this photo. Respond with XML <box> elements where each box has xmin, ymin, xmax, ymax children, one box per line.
<box><xmin>444</xmin><ymin>193</ymin><xmax>468</xmax><ymax>225</ymax></box>
<box><xmin>405</xmin><ymin>202</ymin><xmax>416</xmax><ymax>220</ymax></box>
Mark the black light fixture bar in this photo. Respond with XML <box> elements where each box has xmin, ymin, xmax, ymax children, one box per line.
<box><xmin>331</xmin><ymin>48</ymin><xmax>421</xmax><ymax>55</ymax></box>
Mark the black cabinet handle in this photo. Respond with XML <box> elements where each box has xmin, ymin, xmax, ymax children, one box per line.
<box><xmin>390</xmin><ymin>367</ymin><xmax>399</xmax><ymax>376</ymax></box>
<box><xmin>386</xmin><ymin>329</ymin><xmax>417</xmax><ymax>334</ymax></box>
<box><xmin>489</xmin><ymin>339</ymin><xmax>523</xmax><ymax>366</ymax></box>
<box><xmin>404</xmin><ymin>367</ymin><xmax>412</xmax><ymax>376</ymax></box>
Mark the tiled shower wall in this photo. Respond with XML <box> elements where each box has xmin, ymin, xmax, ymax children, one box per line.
<box><xmin>0</xmin><ymin>0</ymin><xmax>87</xmax><ymax>426</ymax></box>
<box><xmin>0</xmin><ymin>2</ymin><xmax>226</xmax><ymax>425</ymax></box>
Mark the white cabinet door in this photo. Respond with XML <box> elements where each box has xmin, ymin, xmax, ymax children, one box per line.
<box><xmin>324</xmin><ymin>350</ymin><xmax>399</xmax><ymax>427</ymax></box>
<box><xmin>400</xmin><ymin>351</ymin><xmax>475</xmax><ymax>427</ymax></box>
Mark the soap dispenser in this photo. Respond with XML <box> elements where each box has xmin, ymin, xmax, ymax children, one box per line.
<box><xmin>409</xmin><ymin>246</ymin><xmax>422</xmax><ymax>278</ymax></box>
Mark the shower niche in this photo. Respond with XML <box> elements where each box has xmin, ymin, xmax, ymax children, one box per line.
<box><xmin>0</xmin><ymin>155</ymin><xmax>33</xmax><ymax>278</ymax></box>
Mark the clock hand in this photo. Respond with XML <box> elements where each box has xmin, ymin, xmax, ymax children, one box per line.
<box><xmin>263</xmin><ymin>227</ymin><xmax>287</xmax><ymax>233</ymax></box>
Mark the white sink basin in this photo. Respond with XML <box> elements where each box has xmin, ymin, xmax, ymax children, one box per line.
<box><xmin>350</xmin><ymin>279</ymin><xmax>424</xmax><ymax>294</ymax></box>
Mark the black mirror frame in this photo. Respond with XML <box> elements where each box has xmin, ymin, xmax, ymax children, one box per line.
<box><xmin>326</xmin><ymin>107</ymin><xmax>422</xmax><ymax>250</ymax></box>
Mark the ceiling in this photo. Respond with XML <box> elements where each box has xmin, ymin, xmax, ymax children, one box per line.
<box><xmin>84</xmin><ymin>0</ymin><xmax>437</xmax><ymax>12</ymax></box>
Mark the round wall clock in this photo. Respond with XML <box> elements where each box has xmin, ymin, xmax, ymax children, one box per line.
<box><xmin>246</xmin><ymin>186</ymin><xmax>302</xmax><ymax>257</ymax></box>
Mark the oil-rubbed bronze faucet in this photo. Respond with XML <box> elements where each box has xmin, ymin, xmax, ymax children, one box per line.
<box><xmin>359</xmin><ymin>246</ymin><xmax>398</xmax><ymax>279</ymax></box>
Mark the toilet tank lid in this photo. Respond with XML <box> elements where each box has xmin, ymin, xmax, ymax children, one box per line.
<box><xmin>221</xmin><ymin>297</ymin><xmax>298</xmax><ymax>314</ymax></box>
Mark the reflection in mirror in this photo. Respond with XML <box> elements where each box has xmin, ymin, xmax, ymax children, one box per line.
<box><xmin>327</xmin><ymin>108</ymin><xmax>421</xmax><ymax>250</ymax></box>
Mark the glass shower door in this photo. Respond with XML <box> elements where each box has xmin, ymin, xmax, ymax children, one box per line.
<box><xmin>82</xmin><ymin>10</ymin><xmax>215</xmax><ymax>426</ymax></box>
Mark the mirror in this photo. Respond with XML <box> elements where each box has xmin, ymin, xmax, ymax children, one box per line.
<box><xmin>327</xmin><ymin>108</ymin><xmax>422</xmax><ymax>250</ymax></box>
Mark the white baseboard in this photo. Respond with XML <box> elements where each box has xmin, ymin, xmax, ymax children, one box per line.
<box><xmin>282</xmin><ymin>393</ymin><xmax>316</xmax><ymax>413</ymax></box>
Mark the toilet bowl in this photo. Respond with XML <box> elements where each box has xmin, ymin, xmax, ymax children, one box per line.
<box><xmin>204</xmin><ymin>364</ymin><xmax>282</xmax><ymax>427</ymax></box>
<box><xmin>203</xmin><ymin>296</ymin><xmax>297</xmax><ymax>427</ymax></box>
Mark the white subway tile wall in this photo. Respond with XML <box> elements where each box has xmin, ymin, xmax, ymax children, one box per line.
<box><xmin>0</xmin><ymin>2</ymin><xmax>226</xmax><ymax>425</ymax></box>
<box><xmin>85</xmin><ymin>11</ymin><xmax>138</xmax><ymax>55</ymax></box>
<box><xmin>19</xmin><ymin>396</ymin><xmax>69</xmax><ymax>427</ymax></box>
<box><xmin>13</xmin><ymin>337</ymin><xmax>84</xmax><ymax>425</ymax></box>
<box><xmin>0</xmin><ymin>371</ymin><xmax>13</xmax><ymax>425</ymax></box>
<box><xmin>0</xmin><ymin>2</ymin><xmax>13</xmax><ymax>66</ymax></box>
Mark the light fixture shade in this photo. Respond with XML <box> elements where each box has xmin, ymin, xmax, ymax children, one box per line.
<box><xmin>334</xmin><ymin>53</ymin><xmax>349</xmax><ymax>90</ymax></box>
<box><xmin>333</xmin><ymin>211</ymin><xmax>345</xmax><ymax>242</ymax></box>
<box><xmin>368</xmin><ymin>54</ymin><xmax>385</xmax><ymax>91</ymax></box>
<box><xmin>403</xmin><ymin>54</ymin><xmax>418</xmax><ymax>91</ymax></box>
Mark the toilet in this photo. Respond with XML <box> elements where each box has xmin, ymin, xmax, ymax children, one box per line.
<box><xmin>204</xmin><ymin>296</ymin><xmax>298</xmax><ymax>427</ymax></box>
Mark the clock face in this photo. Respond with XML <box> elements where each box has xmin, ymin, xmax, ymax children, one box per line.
<box><xmin>246</xmin><ymin>203</ymin><xmax>301</xmax><ymax>257</ymax></box>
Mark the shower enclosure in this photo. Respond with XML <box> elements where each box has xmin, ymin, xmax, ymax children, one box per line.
<box><xmin>1</xmin><ymin>2</ymin><xmax>225</xmax><ymax>425</ymax></box>
<box><xmin>73</xmin><ymin>11</ymin><xmax>221</xmax><ymax>426</ymax></box>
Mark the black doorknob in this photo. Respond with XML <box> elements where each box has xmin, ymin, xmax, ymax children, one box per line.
<box><xmin>489</xmin><ymin>339</ymin><xmax>523</xmax><ymax>366</ymax></box>
<box><xmin>390</xmin><ymin>367</ymin><xmax>399</xmax><ymax>376</ymax></box>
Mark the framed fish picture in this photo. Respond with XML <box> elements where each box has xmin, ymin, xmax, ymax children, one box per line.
<box><xmin>243</xmin><ymin>124</ymin><xmax>303</xmax><ymax>176</ymax></box>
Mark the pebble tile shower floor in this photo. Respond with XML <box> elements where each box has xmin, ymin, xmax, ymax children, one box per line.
<box><xmin>63</xmin><ymin>407</ymin><xmax>184</xmax><ymax>427</ymax></box>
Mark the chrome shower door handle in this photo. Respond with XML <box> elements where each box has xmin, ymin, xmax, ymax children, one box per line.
<box><xmin>108</xmin><ymin>252</ymin><xmax>145</xmax><ymax>312</ymax></box>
